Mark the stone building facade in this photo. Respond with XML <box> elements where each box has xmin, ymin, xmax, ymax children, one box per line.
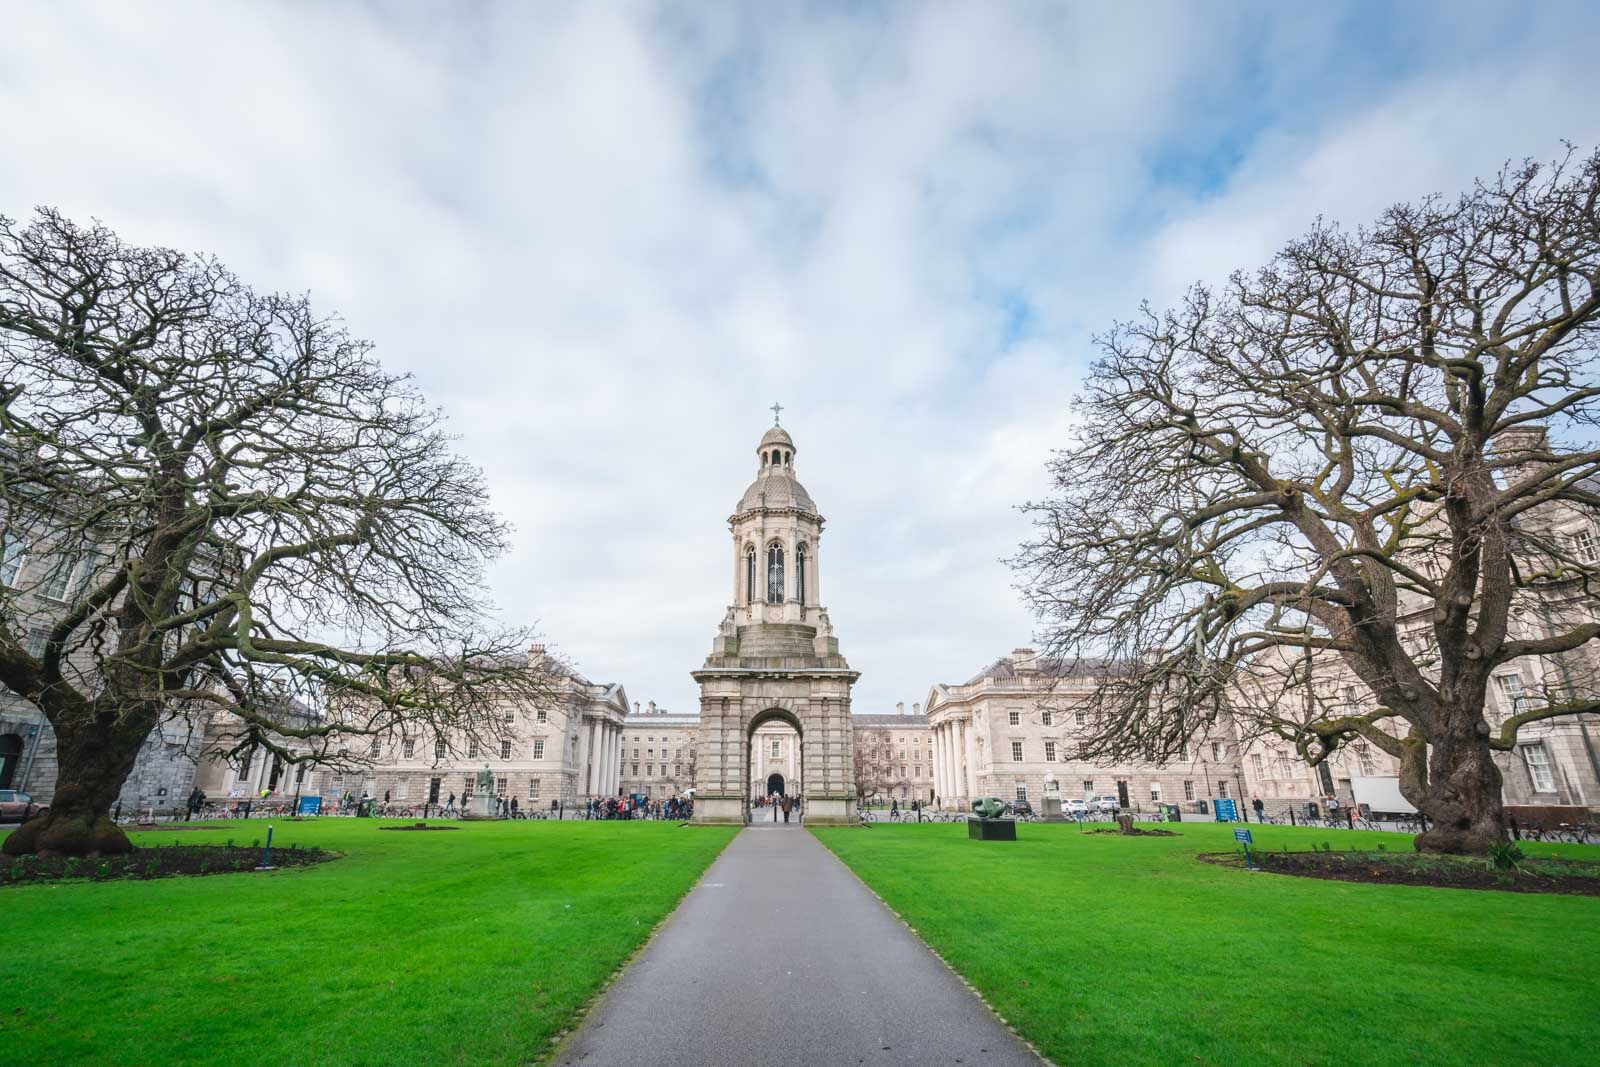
<box><xmin>925</xmin><ymin>649</ymin><xmax>1246</xmax><ymax>812</ymax></box>
<box><xmin>618</xmin><ymin>702</ymin><xmax>699</xmax><ymax>800</ymax></box>
<box><xmin>328</xmin><ymin>650</ymin><xmax>630</xmax><ymax>810</ymax></box>
<box><xmin>852</xmin><ymin>708</ymin><xmax>935</xmax><ymax>804</ymax></box>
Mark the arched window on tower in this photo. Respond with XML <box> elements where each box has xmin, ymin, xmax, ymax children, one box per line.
<box><xmin>796</xmin><ymin>543</ymin><xmax>807</xmax><ymax>605</ymax></box>
<box><xmin>745</xmin><ymin>546</ymin><xmax>756</xmax><ymax>604</ymax></box>
<box><xmin>767</xmin><ymin>543</ymin><xmax>785</xmax><ymax>603</ymax></box>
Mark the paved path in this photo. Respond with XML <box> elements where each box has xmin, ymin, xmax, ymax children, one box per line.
<box><xmin>557</xmin><ymin>825</ymin><xmax>1040</xmax><ymax>1067</ymax></box>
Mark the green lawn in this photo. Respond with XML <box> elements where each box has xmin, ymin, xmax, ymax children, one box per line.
<box><xmin>1</xmin><ymin>819</ymin><xmax>737</xmax><ymax>1065</ymax></box>
<box><xmin>814</xmin><ymin>821</ymin><xmax>1600</xmax><ymax>1066</ymax></box>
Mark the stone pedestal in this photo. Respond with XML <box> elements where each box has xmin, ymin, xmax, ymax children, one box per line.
<box><xmin>461</xmin><ymin>794</ymin><xmax>501</xmax><ymax>821</ymax></box>
<box><xmin>1041</xmin><ymin>796</ymin><xmax>1067</xmax><ymax>823</ymax></box>
<box><xmin>801</xmin><ymin>796</ymin><xmax>857</xmax><ymax>826</ymax></box>
<box><xmin>967</xmin><ymin>817</ymin><xmax>1017</xmax><ymax>841</ymax></box>
<box><xmin>692</xmin><ymin>795</ymin><xmax>748</xmax><ymax>825</ymax></box>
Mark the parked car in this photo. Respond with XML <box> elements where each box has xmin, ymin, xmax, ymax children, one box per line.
<box><xmin>1093</xmin><ymin>795</ymin><xmax>1120</xmax><ymax>813</ymax></box>
<box><xmin>0</xmin><ymin>789</ymin><xmax>46</xmax><ymax>822</ymax></box>
<box><xmin>1006</xmin><ymin>800</ymin><xmax>1035</xmax><ymax>817</ymax></box>
<box><xmin>1065</xmin><ymin>798</ymin><xmax>1088</xmax><ymax>816</ymax></box>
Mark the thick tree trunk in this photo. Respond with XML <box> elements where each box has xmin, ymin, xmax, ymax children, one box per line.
<box><xmin>1405</xmin><ymin>725</ymin><xmax>1508</xmax><ymax>855</ymax></box>
<box><xmin>1</xmin><ymin>710</ymin><xmax>152</xmax><ymax>857</ymax></box>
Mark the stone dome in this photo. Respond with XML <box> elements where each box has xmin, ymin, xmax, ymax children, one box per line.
<box><xmin>737</xmin><ymin>468</ymin><xmax>816</xmax><ymax>514</ymax></box>
<box><xmin>759</xmin><ymin>426</ymin><xmax>795</xmax><ymax>451</ymax></box>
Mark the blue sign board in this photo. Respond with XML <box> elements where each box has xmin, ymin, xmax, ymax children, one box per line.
<box><xmin>1233</xmin><ymin>828</ymin><xmax>1253</xmax><ymax>846</ymax></box>
<box><xmin>1213</xmin><ymin>797</ymin><xmax>1238</xmax><ymax>822</ymax></box>
<box><xmin>297</xmin><ymin>795</ymin><xmax>322</xmax><ymax>816</ymax></box>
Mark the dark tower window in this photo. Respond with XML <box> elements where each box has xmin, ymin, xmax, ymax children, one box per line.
<box><xmin>796</xmin><ymin>543</ymin><xmax>807</xmax><ymax>605</ymax></box>
<box><xmin>767</xmin><ymin>544</ymin><xmax>785</xmax><ymax>603</ymax></box>
<box><xmin>745</xmin><ymin>546</ymin><xmax>756</xmax><ymax>604</ymax></box>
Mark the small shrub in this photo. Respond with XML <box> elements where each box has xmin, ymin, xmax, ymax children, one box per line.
<box><xmin>1487</xmin><ymin>841</ymin><xmax>1525</xmax><ymax>873</ymax></box>
<box><xmin>96</xmin><ymin>862</ymin><xmax>111</xmax><ymax>879</ymax></box>
<box><xmin>199</xmin><ymin>860</ymin><xmax>210</xmax><ymax>873</ymax></box>
<box><xmin>144</xmin><ymin>860</ymin><xmax>159</xmax><ymax>878</ymax></box>
<box><xmin>1376</xmin><ymin>843</ymin><xmax>1387</xmax><ymax>852</ymax></box>
<box><xmin>1321</xmin><ymin>841</ymin><xmax>1332</xmax><ymax>853</ymax></box>
<box><xmin>63</xmin><ymin>857</ymin><xmax>81</xmax><ymax>877</ymax></box>
<box><xmin>9</xmin><ymin>861</ymin><xmax>24</xmax><ymax>879</ymax></box>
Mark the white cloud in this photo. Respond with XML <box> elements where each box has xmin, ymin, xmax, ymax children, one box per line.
<box><xmin>3</xmin><ymin>1</ymin><xmax>1597</xmax><ymax>715</ymax></box>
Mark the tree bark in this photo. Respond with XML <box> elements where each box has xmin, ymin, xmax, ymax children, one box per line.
<box><xmin>1</xmin><ymin>708</ymin><xmax>154</xmax><ymax>857</ymax></box>
<box><xmin>1404</xmin><ymin>723</ymin><xmax>1508</xmax><ymax>855</ymax></box>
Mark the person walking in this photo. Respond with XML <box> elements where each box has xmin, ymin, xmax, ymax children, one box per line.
<box><xmin>445</xmin><ymin>791</ymin><xmax>456</xmax><ymax>813</ymax></box>
<box><xmin>510</xmin><ymin>796</ymin><xmax>519</xmax><ymax>818</ymax></box>
<box><xmin>780</xmin><ymin>794</ymin><xmax>793</xmax><ymax>824</ymax></box>
<box><xmin>1251</xmin><ymin>796</ymin><xmax>1264</xmax><ymax>822</ymax></box>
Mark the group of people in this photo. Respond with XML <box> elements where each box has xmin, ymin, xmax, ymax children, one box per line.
<box><xmin>752</xmin><ymin>793</ymin><xmax>800</xmax><ymax>823</ymax></box>
<box><xmin>583</xmin><ymin>795</ymin><xmax>694</xmax><ymax>820</ymax></box>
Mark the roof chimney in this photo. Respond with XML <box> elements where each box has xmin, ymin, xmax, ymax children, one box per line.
<box><xmin>1012</xmin><ymin>647</ymin><xmax>1039</xmax><ymax>674</ymax></box>
<box><xmin>527</xmin><ymin>643</ymin><xmax>547</xmax><ymax>667</ymax></box>
<box><xmin>913</xmin><ymin>702</ymin><xmax>921</xmax><ymax>715</ymax></box>
<box><xmin>896</xmin><ymin>701</ymin><xmax>905</xmax><ymax>715</ymax></box>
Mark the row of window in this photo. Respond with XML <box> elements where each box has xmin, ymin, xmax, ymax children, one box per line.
<box><xmin>627</xmin><ymin>764</ymin><xmax>683</xmax><ymax>778</ymax></box>
<box><xmin>0</xmin><ymin>532</ymin><xmax>103</xmax><ymax>600</ymax></box>
<box><xmin>745</xmin><ymin>542</ymin><xmax>809</xmax><ymax>604</ymax></box>
<box><xmin>1015</xmin><ymin>780</ymin><xmax>1231</xmax><ymax>802</ymax></box>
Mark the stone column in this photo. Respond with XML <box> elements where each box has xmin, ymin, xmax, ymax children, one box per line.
<box><xmin>963</xmin><ymin>716</ymin><xmax>980</xmax><ymax>801</ymax></box>
<box><xmin>586</xmin><ymin>717</ymin><xmax>600</xmax><ymax>796</ymax></box>
<box><xmin>607</xmin><ymin>724</ymin><xmax>620</xmax><ymax>795</ymax></box>
<box><xmin>958</xmin><ymin>718</ymin><xmax>972</xmax><ymax>804</ymax></box>
<box><xmin>934</xmin><ymin>724</ymin><xmax>948</xmax><ymax>804</ymax></box>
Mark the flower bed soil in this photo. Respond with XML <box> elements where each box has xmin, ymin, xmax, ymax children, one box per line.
<box><xmin>2</xmin><ymin>844</ymin><xmax>336</xmax><ymax>887</ymax></box>
<box><xmin>1085</xmin><ymin>827</ymin><xmax>1180</xmax><ymax>837</ymax></box>
<box><xmin>378</xmin><ymin>823</ymin><xmax>460</xmax><ymax>831</ymax></box>
<box><xmin>1199</xmin><ymin>849</ymin><xmax>1600</xmax><ymax>895</ymax></box>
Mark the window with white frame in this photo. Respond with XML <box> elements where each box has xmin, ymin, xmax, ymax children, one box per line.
<box><xmin>1522</xmin><ymin>744</ymin><xmax>1556</xmax><ymax>792</ymax></box>
<box><xmin>37</xmin><ymin>553</ymin><xmax>75</xmax><ymax>601</ymax></box>
<box><xmin>537</xmin><ymin>708</ymin><xmax>547</xmax><ymax>723</ymax></box>
<box><xmin>369</xmin><ymin>738</ymin><xmax>380</xmax><ymax>757</ymax></box>
<box><xmin>0</xmin><ymin>533</ymin><xmax>27</xmax><ymax>586</ymax></box>
<box><xmin>1218</xmin><ymin>781</ymin><xmax>1229</xmax><ymax>799</ymax></box>
<box><xmin>1211</xmin><ymin>742</ymin><xmax>1224</xmax><ymax>761</ymax></box>
<box><xmin>1183</xmin><ymin>780</ymin><xmax>1195</xmax><ymax>801</ymax></box>
<box><xmin>766</xmin><ymin>543</ymin><xmax>785</xmax><ymax>602</ymax></box>
<box><xmin>1082</xmin><ymin>779</ymin><xmax>1094</xmax><ymax>793</ymax></box>
<box><xmin>503</xmin><ymin>709</ymin><xmax>515</xmax><ymax>725</ymax></box>
<box><xmin>771</xmin><ymin>739</ymin><xmax>781</xmax><ymax>758</ymax></box>
<box><xmin>1008</xmin><ymin>710</ymin><xmax>1021</xmax><ymax>726</ymax></box>
<box><xmin>1251</xmin><ymin>753</ymin><xmax>1264</xmax><ymax>777</ymax></box>
<box><xmin>1495</xmin><ymin>673</ymin><xmax>1531</xmax><ymax>714</ymax></box>
<box><xmin>25</xmin><ymin>627</ymin><xmax>49</xmax><ymax>658</ymax></box>
<box><xmin>532</xmin><ymin>739</ymin><xmax>545</xmax><ymax>759</ymax></box>
<box><xmin>529</xmin><ymin>779</ymin><xmax>541</xmax><ymax>799</ymax></box>
<box><xmin>1011</xmin><ymin>741</ymin><xmax>1024</xmax><ymax>762</ymax></box>
<box><xmin>402</xmin><ymin>740</ymin><xmax>416</xmax><ymax>759</ymax></box>
<box><xmin>500</xmin><ymin>740</ymin><xmax>512</xmax><ymax>760</ymax></box>
<box><xmin>1570</xmin><ymin>525</ymin><xmax>1599</xmax><ymax>563</ymax></box>
<box><xmin>646</xmin><ymin>764</ymin><xmax>653</xmax><ymax>775</ymax></box>
<box><xmin>435</xmin><ymin>739</ymin><xmax>446</xmax><ymax>759</ymax></box>
<box><xmin>1074</xmin><ymin>710</ymin><xmax>1086</xmax><ymax>727</ymax></box>
<box><xmin>1041</xmin><ymin>710</ymin><xmax>1053</xmax><ymax>726</ymax></box>
<box><xmin>496</xmin><ymin>777</ymin><xmax>507</xmax><ymax>794</ymax></box>
<box><xmin>1015</xmin><ymin>784</ymin><xmax>1028</xmax><ymax>801</ymax></box>
<box><xmin>1150</xmin><ymin>784</ymin><xmax>1162</xmax><ymax>803</ymax></box>
<box><xmin>1044</xmin><ymin>740</ymin><xmax>1057</xmax><ymax>762</ymax></box>
<box><xmin>396</xmin><ymin>780</ymin><xmax>409</xmax><ymax>800</ymax></box>
<box><xmin>468</xmin><ymin>741</ymin><xmax>479</xmax><ymax>759</ymax></box>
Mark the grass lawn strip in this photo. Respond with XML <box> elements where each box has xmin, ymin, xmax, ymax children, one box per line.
<box><xmin>813</xmin><ymin>820</ymin><xmax>1600</xmax><ymax>1067</ymax></box>
<box><xmin>0</xmin><ymin>819</ymin><xmax>738</xmax><ymax>1066</ymax></box>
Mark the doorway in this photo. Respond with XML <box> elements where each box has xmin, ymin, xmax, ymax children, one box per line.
<box><xmin>747</xmin><ymin>710</ymin><xmax>803</xmax><ymax>824</ymax></box>
<box><xmin>0</xmin><ymin>733</ymin><xmax>21</xmax><ymax>789</ymax></box>
<box><xmin>767</xmin><ymin>772</ymin><xmax>785</xmax><ymax>796</ymax></box>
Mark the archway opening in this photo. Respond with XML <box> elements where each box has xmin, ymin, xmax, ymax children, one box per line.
<box><xmin>747</xmin><ymin>709</ymin><xmax>802</xmax><ymax>824</ymax></box>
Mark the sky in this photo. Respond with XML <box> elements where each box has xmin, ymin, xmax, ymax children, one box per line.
<box><xmin>3</xmin><ymin>2</ymin><xmax>1599</xmax><ymax>717</ymax></box>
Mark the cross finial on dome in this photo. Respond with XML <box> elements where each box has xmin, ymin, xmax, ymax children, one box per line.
<box><xmin>771</xmin><ymin>401</ymin><xmax>783</xmax><ymax>426</ymax></box>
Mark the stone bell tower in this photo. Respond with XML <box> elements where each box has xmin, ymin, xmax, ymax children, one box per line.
<box><xmin>691</xmin><ymin>411</ymin><xmax>860</xmax><ymax>825</ymax></box>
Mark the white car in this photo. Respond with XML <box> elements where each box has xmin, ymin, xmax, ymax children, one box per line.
<box><xmin>1065</xmin><ymin>798</ymin><xmax>1088</xmax><ymax>817</ymax></box>
<box><xmin>1093</xmin><ymin>796</ymin><xmax>1120</xmax><ymax>813</ymax></box>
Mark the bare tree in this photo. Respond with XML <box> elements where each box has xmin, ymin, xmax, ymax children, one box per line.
<box><xmin>1015</xmin><ymin>148</ymin><xmax>1600</xmax><ymax>854</ymax></box>
<box><xmin>0</xmin><ymin>210</ymin><xmax>558</xmax><ymax>856</ymax></box>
